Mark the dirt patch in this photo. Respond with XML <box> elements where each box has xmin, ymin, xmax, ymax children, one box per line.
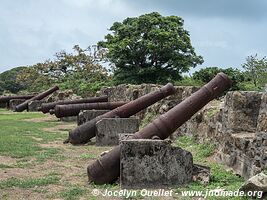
<box><xmin>23</xmin><ymin>114</ymin><xmax>58</xmax><ymax>122</ymax></box>
<box><xmin>43</xmin><ymin>123</ymin><xmax>77</xmax><ymax>133</ymax></box>
<box><xmin>0</xmin><ymin>156</ymin><xmax>17</xmax><ymax>166</ymax></box>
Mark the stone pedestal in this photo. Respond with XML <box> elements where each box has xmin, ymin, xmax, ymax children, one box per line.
<box><xmin>28</xmin><ymin>100</ymin><xmax>43</xmax><ymax>112</ymax></box>
<box><xmin>60</xmin><ymin>116</ymin><xmax>77</xmax><ymax>122</ymax></box>
<box><xmin>77</xmin><ymin>110</ymin><xmax>109</xmax><ymax>125</ymax></box>
<box><xmin>9</xmin><ymin>99</ymin><xmax>25</xmax><ymax>111</ymax></box>
<box><xmin>222</xmin><ymin>91</ymin><xmax>262</xmax><ymax>133</ymax></box>
<box><xmin>257</xmin><ymin>92</ymin><xmax>267</xmax><ymax>132</ymax></box>
<box><xmin>120</xmin><ymin>139</ymin><xmax>193</xmax><ymax>189</ymax></box>
<box><xmin>119</xmin><ymin>133</ymin><xmax>135</xmax><ymax>142</ymax></box>
<box><xmin>0</xmin><ymin>102</ymin><xmax>7</xmax><ymax>109</ymax></box>
<box><xmin>96</xmin><ymin>118</ymin><xmax>139</xmax><ymax>146</ymax></box>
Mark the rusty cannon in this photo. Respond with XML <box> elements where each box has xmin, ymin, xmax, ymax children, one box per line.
<box><xmin>39</xmin><ymin>96</ymin><xmax>109</xmax><ymax>114</ymax></box>
<box><xmin>52</xmin><ymin>101</ymin><xmax>128</xmax><ymax>118</ymax></box>
<box><xmin>66</xmin><ymin>83</ymin><xmax>176</xmax><ymax>145</ymax></box>
<box><xmin>87</xmin><ymin>72</ymin><xmax>232</xmax><ymax>184</ymax></box>
<box><xmin>15</xmin><ymin>86</ymin><xmax>59</xmax><ymax>112</ymax></box>
<box><xmin>0</xmin><ymin>94</ymin><xmax>35</xmax><ymax>103</ymax></box>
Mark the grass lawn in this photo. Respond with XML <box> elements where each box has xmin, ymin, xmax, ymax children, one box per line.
<box><xmin>0</xmin><ymin>109</ymin><xmax>248</xmax><ymax>199</ymax></box>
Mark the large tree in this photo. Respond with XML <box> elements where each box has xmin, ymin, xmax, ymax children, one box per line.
<box><xmin>98</xmin><ymin>12</ymin><xmax>203</xmax><ymax>84</ymax></box>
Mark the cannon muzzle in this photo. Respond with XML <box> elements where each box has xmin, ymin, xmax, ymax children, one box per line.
<box><xmin>87</xmin><ymin>72</ymin><xmax>232</xmax><ymax>184</ymax></box>
<box><xmin>15</xmin><ymin>86</ymin><xmax>59</xmax><ymax>112</ymax></box>
<box><xmin>54</xmin><ymin>101</ymin><xmax>128</xmax><ymax>118</ymax></box>
<box><xmin>40</xmin><ymin>96</ymin><xmax>109</xmax><ymax>114</ymax></box>
<box><xmin>68</xmin><ymin>83</ymin><xmax>176</xmax><ymax>145</ymax></box>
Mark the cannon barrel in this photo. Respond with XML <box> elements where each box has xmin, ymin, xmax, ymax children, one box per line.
<box><xmin>39</xmin><ymin>96</ymin><xmax>109</xmax><ymax>114</ymax></box>
<box><xmin>53</xmin><ymin>101</ymin><xmax>128</xmax><ymax>118</ymax></box>
<box><xmin>0</xmin><ymin>95</ymin><xmax>35</xmax><ymax>103</ymax></box>
<box><xmin>15</xmin><ymin>86</ymin><xmax>59</xmax><ymax>112</ymax></box>
<box><xmin>67</xmin><ymin>83</ymin><xmax>176</xmax><ymax>145</ymax></box>
<box><xmin>87</xmin><ymin>72</ymin><xmax>232</xmax><ymax>184</ymax></box>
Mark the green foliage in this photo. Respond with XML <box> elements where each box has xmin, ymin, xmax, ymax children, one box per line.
<box><xmin>175</xmin><ymin>136</ymin><xmax>215</xmax><ymax>162</ymax></box>
<box><xmin>99</xmin><ymin>12</ymin><xmax>203</xmax><ymax>84</ymax></box>
<box><xmin>192</xmin><ymin>67</ymin><xmax>245</xmax><ymax>90</ymax></box>
<box><xmin>175</xmin><ymin>136</ymin><xmax>245</xmax><ymax>199</ymax></box>
<box><xmin>174</xmin><ymin>76</ymin><xmax>204</xmax><ymax>86</ymax></box>
<box><xmin>242</xmin><ymin>54</ymin><xmax>267</xmax><ymax>88</ymax></box>
<box><xmin>0</xmin><ymin>66</ymin><xmax>27</xmax><ymax>94</ymax></box>
<box><xmin>16</xmin><ymin>45</ymin><xmax>111</xmax><ymax>96</ymax></box>
<box><xmin>140</xmin><ymin>110</ymin><xmax>158</xmax><ymax>128</ymax></box>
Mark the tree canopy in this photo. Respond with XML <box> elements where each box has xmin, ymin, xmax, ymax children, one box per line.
<box><xmin>16</xmin><ymin>45</ymin><xmax>110</xmax><ymax>96</ymax></box>
<box><xmin>192</xmin><ymin>67</ymin><xmax>245</xmax><ymax>90</ymax></box>
<box><xmin>0</xmin><ymin>66</ymin><xmax>27</xmax><ymax>94</ymax></box>
<box><xmin>242</xmin><ymin>54</ymin><xmax>267</xmax><ymax>88</ymax></box>
<box><xmin>99</xmin><ymin>12</ymin><xmax>203</xmax><ymax>84</ymax></box>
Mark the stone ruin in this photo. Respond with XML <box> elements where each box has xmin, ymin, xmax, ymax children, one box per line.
<box><xmin>182</xmin><ymin>91</ymin><xmax>267</xmax><ymax>179</ymax></box>
<box><xmin>92</xmin><ymin>83</ymin><xmax>266</xmax><ymax>186</ymax></box>
<box><xmin>99</xmin><ymin>84</ymin><xmax>199</xmax><ymax>121</ymax></box>
<box><xmin>120</xmin><ymin>139</ymin><xmax>193</xmax><ymax>188</ymax></box>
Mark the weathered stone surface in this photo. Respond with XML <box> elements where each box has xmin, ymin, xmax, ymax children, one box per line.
<box><xmin>120</xmin><ymin>139</ymin><xmax>193</xmax><ymax>189</ymax></box>
<box><xmin>222</xmin><ymin>91</ymin><xmax>262</xmax><ymax>133</ymax></box>
<box><xmin>28</xmin><ymin>100</ymin><xmax>43</xmax><ymax>112</ymax></box>
<box><xmin>170</xmin><ymin>90</ymin><xmax>267</xmax><ymax>180</ymax></box>
<box><xmin>240</xmin><ymin>172</ymin><xmax>267</xmax><ymax>198</ymax></box>
<box><xmin>192</xmin><ymin>164</ymin><xmax>211</xmax><ymax>185</ymax></box>
<box><xmin>119</xmin><ymin>133</ymin><xmax>134</xmax><ymax>142</ymax></box>
<box><xmin>9</xmin><ymin>99</ymin><xmax>25</xmax><ymax>111</ymax></box>
<box><xmin>0</xmin><ymin>102</ymin><xmax>7</xmax><ymax>108</ymax></box>
<box><xmin>77</xmin><ymin>110</ymin><xmax>109</xmax><ymax>126</ymax></box>
<box><xmin>45</xmin><ymin>89</ymin><xmax>81</xmax><ymax>102</ymax></box>
<box><xmin>96</xmin><ymin>118</ymin><xmax>139</xmax><ymax>146</ymax></box>
<box><xmin>60</xmin><ymin>116</ymin><xmax>77</xmax><ymax>122</ymax></box>
<box><xmin>257</xmin><ymin>92</ymin><xmax>267</xmax><ymax>132</ymax></box>
<box><xmin>99</xmin><ymin>84</ymin><xmax>199</xmax><ymax>120</ymax></box>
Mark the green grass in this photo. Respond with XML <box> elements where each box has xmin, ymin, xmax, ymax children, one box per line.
<box><xmin>79</xmin><ymin>153</ymin><xmax>97</xmax><ymax>159</ymax></box>
<box><xmin>140</xmin><ymin>110</ymin><xmax>157</xmax><ymax>128</ymax></box>
<box><xmin>175</xmin><ymin>136</ymin><xmax>246</xmax><ymax>200</ymax></box>
<box><xmin>0</xmin><ymin>173</ymin><xmax>61</xmax><ymax>189</ymax></box>
<box><xmin>0</xmin><ymin>109</ymin><xmax>66</xmax><ymax>161</ymax></box>
<box><xmin>175</xmin><ymin>136</ymin><xmax>216</xmax><ymax>162</ymax></box>
<box><xmin>59</xmin><ymin>186</ymin><xmax>87</xmax><ymax>200</ymax></box>
<box><xmin>0</xmin><ymin>164</ymin><xmax>13</xmax><ymax>169</ymax></box>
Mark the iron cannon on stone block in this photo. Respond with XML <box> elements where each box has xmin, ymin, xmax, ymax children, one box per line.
<box><xmin>39</xmin><ymin>96</ymin><xmax>108</xmax><ymax>114</ymax></box>
<box><xmin>15</xmin><ymin>86</ymin><xmax>59</xmax><ymax>112</ymax></box>
<box><xmin>66</xmin><ymin>83</ymin><xmax>176</xmax><ymax>145</ymax></box>
<box><xmin>51</xmin><ymin>101</ymin><xmax>127</xmax><ymax>118</ymax></box>
<box><xmin>87</xmin><ymin>72</ymin><xmax>232</xmax><ymax>184</ymax></box>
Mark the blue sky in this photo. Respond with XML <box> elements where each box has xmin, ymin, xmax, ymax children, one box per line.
<box><xmin>0</xmin><ymin>0</ymin><xmax>267</xmax><ymax>74</ymax></box>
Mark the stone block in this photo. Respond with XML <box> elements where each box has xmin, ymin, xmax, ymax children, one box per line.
<box><xmin>96</xmin><ymin>118</ymin><xmax>139</xmax><ymax>146</ymax></box>
<box><xmin>28</xmin><ymin>100</ymin><xmax>43</xmax><ymax>112</ymax></box>
<box><xmin>120</xmin><ymin>139</ymin><xmax>193</xmax><ymax>189</ymax></box>
<box><xmin>119</xmin><ymin>133</ymin><xmax>134</xmax><ymax>142</ymax></box>
<box><xmin>77</xmin><ymin>110</ymin><xmax>109</xmax><ymax>125</ymax></box>
<box><xmin>9</xmin><ymin>99</ymin><xmax>25</xmax><ymax>111</ymax></box>
<box><xmin>257</xmin><ymin>92</ymin><xmax>267</xmax><ymax>132</ymax></box>
<box><xmin>0</xmin><ymin>102</ymin><xmax>7</xmax><ymax>108</ymax></box>
<box><xmin>60</xmin><ymin>116</ymin><xmax>77</xmax><ymax>122</ymax></box>
<box><xmin>222</xmin><ymin>91</ymin><xmax>262</xmax><ymax>133</ymax></box>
